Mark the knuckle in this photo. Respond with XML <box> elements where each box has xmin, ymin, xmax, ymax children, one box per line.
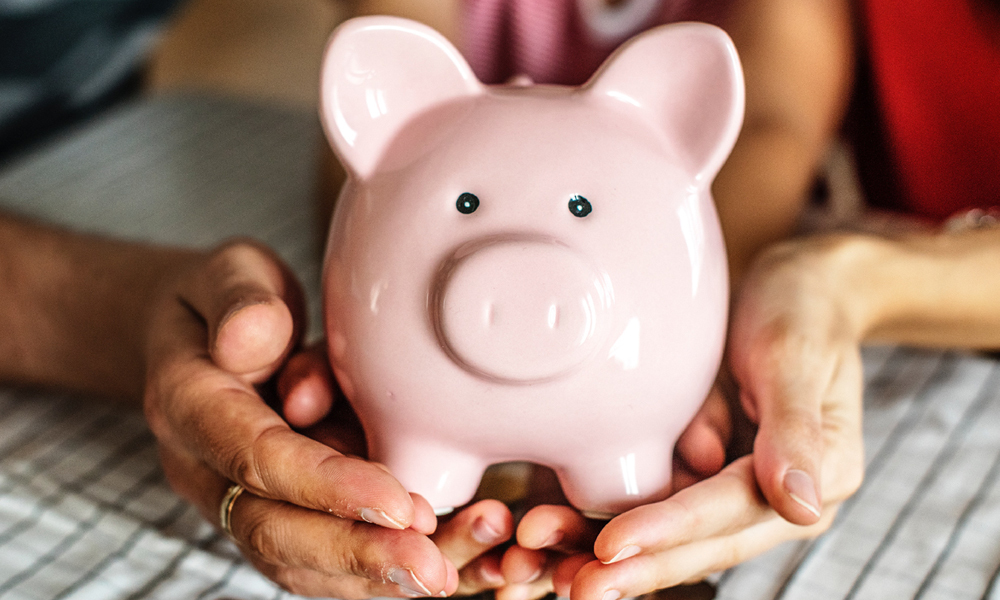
<box><xmin>209</xmin><ymin>238</ymin><xmax>256</xmax><ymax>266</ymax></box>
<box><xmin>141</xmin><ymin>363</ymin><xmax>197</xmax><ymax>447</ymax></box>
<box><xmin>718</xmin><ymin>538</ymin><xmax>747</xmax><ymax>572</ymax></box>
<box><xmin>216</xmin><ymin>236</ymin><xmax>265</xmax><ymax>257</ymax></box>
<box><xmin>782</xmin><ymin>410</ymin><xmax>823</xmax><ymax>442</ymax></box>
<box><xmin>242</xmin><ymin>509</ymin><xmax>288</xmax><ymax>566</ymax></box>
<box><xmin>328</xmin><ymin>523</ymin><xmax>375</xmax><ymax>580</ymax></box>
<box><xmin>669</xmin><ymin>494</ymin><xmax>705</xmax><ymax>534</ymax></box>
<box><xmin>211</xmin><ymin>238</ymin><xmax>281</xmax><ymax>280</ymax></box>
<box><xmin>656</xmin><ymin>561</ymin><xmax>694</xmax><ymax>590</ymax></box>
<box><xmin>229</xmin><ymin>425</ymin><xmax>286</xmax><ymax>494</ymax></box>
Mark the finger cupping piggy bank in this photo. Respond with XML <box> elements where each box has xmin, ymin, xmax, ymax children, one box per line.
<box><xmin>320</xmin><ymin>16</ymin><xmax>744</xmax><ymax>517</ymax></box>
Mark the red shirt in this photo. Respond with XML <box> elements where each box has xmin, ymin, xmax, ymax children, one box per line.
<box><xmin>860</xmin><ymin>0</ymin><xmax>1000</xmax><ymax>220</ymax></box>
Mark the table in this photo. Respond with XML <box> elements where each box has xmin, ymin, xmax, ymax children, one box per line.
<box><xmin>1</xmin><ymin>94</ymin><xmax>999</xmax><ymax>600</ymax></box>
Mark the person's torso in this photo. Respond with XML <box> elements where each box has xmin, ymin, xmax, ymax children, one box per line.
<box><xmin>857</xmin><ymin>0</ymin><xmax>1000</xmax><ymax>219</ymax></box>
<box><xmin>459</xmin><ymin>0</ymin><xmax>731</xmax><ymax>85</ymax></box>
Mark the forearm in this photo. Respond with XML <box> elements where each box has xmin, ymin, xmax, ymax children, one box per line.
<box><xmin>714</xmin><ymin>127</ymin><xmax>828</xmax><ymax>283</ymax></box>
<box><xmin>0</xmin><ymin>213</ymin><xmax>196</xmax><ymax>399</ymax></box>
<box><xmin>715</xmin><ymin>0</ymin><xmax>854</xmax><ymax>282</ymax></box>
<box><xmin>849</xmin><ymin>229</ymin><xmax>1000</xmax><ymax>349</ymax></box>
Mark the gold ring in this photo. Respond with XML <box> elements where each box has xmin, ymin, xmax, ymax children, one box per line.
<box><xmin>219</xmin><ymin>483</ymin><xmax>245</xmax><ymax>539</ymax></box>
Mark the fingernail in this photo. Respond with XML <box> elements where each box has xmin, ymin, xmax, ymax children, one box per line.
<box><xmin>540</xmin><ymin>529</ymin><xmax>564</xmax><ymax>548</ymax></box>
<box><xmin>360</xmin><ymin>507</ymin><xmax>406</xmax><ymax>530</ymax></box>
<box><xmin>784</xmin><ymin>469</ymin><xmax>821</xmax><ymax>518</ymax></box>
<box><xmin>505</xmin><ymin>585</ymin><xmax>532</xmax><ymax>600</ymax></box>
<box><xmin>603</xmin><ymin>590</ymin><xmax>622</xmax><ymax>600</ymax></box>
<box><xmin>481</xmin><ymin>563</ymin><xmax>505</xmax><ymax>586</ymax></box>
<box><xmin>523</xmin><ymin>566</ymin><xmax>543</xmax><ymax>584</ymax></box>
<box><xmin>388</xmin><ymin>568</ymin><xmax>433</xmax><ymax>597</ymax></box>
<box><xmin>602</xmin><ymin>544</ymin><xmax>640</xmax><ymax>565</ymax></box>
<box><xmin>472</xmin><ymin>516</ymin><xmax>503</xmax><ymax>545</ymax></box>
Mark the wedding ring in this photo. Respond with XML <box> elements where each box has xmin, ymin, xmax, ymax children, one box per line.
<box><xmin>219</xmin><ymin>483</ymin><xmax>245</xmax><ymax>539</ymax></box>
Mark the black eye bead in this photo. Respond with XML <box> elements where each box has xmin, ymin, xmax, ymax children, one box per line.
<box><xmin>568</xmin><ymin>195</ymin><xmax>592</xmax><ymax>218</ymax></box>
<box><xmin>456</xmin><ymin>192</ymin><xmax>480</xmax><ymax>214</ymax></box>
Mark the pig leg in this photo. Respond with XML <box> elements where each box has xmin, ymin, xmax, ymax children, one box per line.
<box><xmin>555</xmin><ymin>443</ymin><xmax>674</xmax><ymax>519</ymax></box>
<box><xmin>372</xmin><ymin>435</ymin><xmax>488</xmax><ymax>515</ymax></box>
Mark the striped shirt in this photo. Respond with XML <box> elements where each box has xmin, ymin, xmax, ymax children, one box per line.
<box><xmin>460</xmin><ymin>0</ymin><xmax>733</xmax><ymax>85</ymax></box>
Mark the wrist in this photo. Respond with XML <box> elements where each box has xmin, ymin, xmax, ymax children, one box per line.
<box><xmin>791</xmin><ymin>232</ymin><xmax>963</xmax><ymax>343</ymax></box>
<box><xmin>817</xmin><ymin>233</ymin><xmax>901</xmax><ymax>340</ymax></box>
<box><xmin>860</xmin><ymin>228</ymin><xmax>1000</xmax><ymax>347</ymax></box>
<box><xmin>750</xmin><ymin>233</ymin><xmax>889</xmax><ymax>341</ymax></box>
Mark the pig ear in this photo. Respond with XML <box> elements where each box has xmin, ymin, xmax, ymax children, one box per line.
<box><xmin>319</xmin><ymin>16</ymin><xmax>483</xmax><ymax>178</ymax></box>
<box><xmin>587</xmin><ymin>22</ymin><xmax>745</xmax><ymax>185</ymax></box>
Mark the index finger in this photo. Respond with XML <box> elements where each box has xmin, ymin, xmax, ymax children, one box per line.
<box><xmin>146</xmin><ymin>296</ymin><xmax>417</xmax><ymax>530</ymax></box>
<box><xmin>593</xmin><ymin>456</ymin><xmax>776</xmax><ymax>564</ymax></box>
<box><xmin>516</xmin><ymin>505</ymin><xmax>602</xmax><ymax>553</ymax></box>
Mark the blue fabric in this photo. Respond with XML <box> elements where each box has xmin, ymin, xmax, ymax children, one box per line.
<box><xmin>0</xmin><ymin>0</ymin><xmax>183</xmax><ymax>162</ymax></box>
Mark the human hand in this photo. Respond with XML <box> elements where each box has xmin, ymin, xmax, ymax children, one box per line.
<box><xmin>281</xmin><ymin>343</ymin><xmax>537</xmax><ymax>598</ymax></box>
<box><xmin>143</xmin><ymin>240</ymin><xmax>456</xmax><ymax>598</ymax></box>
<box><xmin>283</xmin><ymin>347</ymin><xmax>626</xmax><ymax>600</ymax></box>
<box><xmin>501</xmin><ymin>387</ymin><xmax>734</xmax><ymax>600</ymax></box>
<box><xmin>514</xmin><ymin>235</ymin><xmax>869</xmax><ymax>599</ymax></box>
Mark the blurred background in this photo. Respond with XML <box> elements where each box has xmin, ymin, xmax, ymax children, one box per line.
<box><xmin>147</xmin><ymin>0</ymin><xmax>349</xmax><ymax>109</ymax></box>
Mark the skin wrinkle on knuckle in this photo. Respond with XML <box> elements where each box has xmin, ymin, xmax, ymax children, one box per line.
<box><xmin>149</xmin><ymin>374</ymin><xmax>216</xmax><ymax>450</ymax></box>
<box><xmin>246</xmin><ymin>510</ymin><xmax>354</xmax><ymax>580</ymax></box>
<box><xmin>649</xmin><ymin>557</ymin><xmax>686</xmax><ymax>591</ymax></box>
<box><xmin>775</xmin><ymin>412</ymin><xmax>824</xmax><ymax>459</ymax></box>
<box><xmin>232</xmin><ymin>424</ymin><xmax>289</xmax><ymax>494</ymax></box>
<box><xmin>243</xmin><ymin>508</ymin><xmax>289</xmax><ymax>566</ymax></box>
<box><xmin>248</xmin><ymin>534</ymin><xmax>373</xmax><ymax>599</ymax></box>
<box><xmin>336</xmin><ymin>528</ymin><xmax>376</xmax><ymax>581</ymax></box>
<box><xmin>713</xmin><ymin>542</ymin><xmax>748</xmax><ymax>576</ymax></box>
<box><xmin>668</xmin><ymin>495</ymin><xmax>705</xmax><ymax>537</ymax></box>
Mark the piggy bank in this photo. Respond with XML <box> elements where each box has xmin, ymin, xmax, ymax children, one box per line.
<box><xmin>319</xmin><ymin>16</ymin><xmax>743</xmax><ymax>517</ymax></box>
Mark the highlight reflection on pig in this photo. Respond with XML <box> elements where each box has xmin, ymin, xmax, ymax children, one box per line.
<box><xmin>320</xmin><ymin>16</ymin><xmax>744</xmax><ymax>517</ymax></box>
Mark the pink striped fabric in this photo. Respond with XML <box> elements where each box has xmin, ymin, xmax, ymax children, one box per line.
<box><xmin>460</xmin><ymin>0</ymin><xmax>730</xmax><ymax>85</ymax></box>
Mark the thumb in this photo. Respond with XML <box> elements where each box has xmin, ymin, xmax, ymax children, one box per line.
<box><xmin>751</xmin><ymin>387</ymin><xmax>824</xmax><ymax>526</ymax></box>
<box><xmin>181</xmin><ymin>240</ymin><xmax>306</xmax><ymax>380</ymax></box>
<box><xmin>736</xmin><ymin>341</ymin><xmax>829</xmax><ymax>526</ymax></box>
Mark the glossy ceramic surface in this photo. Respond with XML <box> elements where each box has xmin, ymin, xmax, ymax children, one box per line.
<box><xmin>320</xmin><ymin>16</ymin><xmax>744</xmax><ymax>516</ymax></box>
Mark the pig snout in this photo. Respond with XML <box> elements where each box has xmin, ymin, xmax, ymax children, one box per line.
<box><xmin>432</xmin><ymin>237</ymin><xmax>612</xmax><ymax>383</ymax></box>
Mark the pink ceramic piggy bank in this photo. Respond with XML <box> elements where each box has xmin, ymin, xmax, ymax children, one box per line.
<box><xmin>320</xmin><ymin>16</ymin><xmax>744</xmax><ymax>517</ymax></box>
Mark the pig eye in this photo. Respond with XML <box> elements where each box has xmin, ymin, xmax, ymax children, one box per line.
<box><xmin>568</xmin><ymin>195</ymin><xmax>592</xmax><ymax>218</ymax></box>
<box><xmin>456</xmin><ymin>192</ymin><xmax>480</xmax><ymax>214</ymax></box>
